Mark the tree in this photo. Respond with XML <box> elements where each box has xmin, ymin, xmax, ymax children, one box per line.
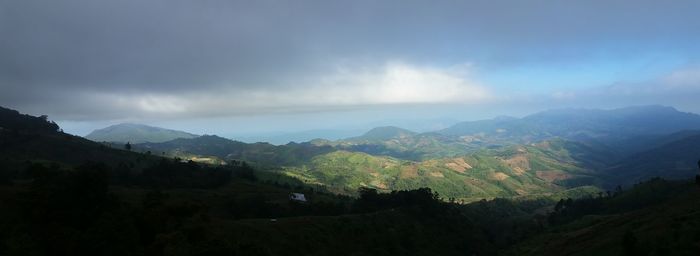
<box><xmin>615</xmin><ymin>185</ymin><xmax>623</xmax><ymax>196</ymax></box>
<box><xmin>125</xmin><ymin>142</ymin><xmax>132</xmax><ymax>151</ymax></box>
<box><xmin>554</xmin><ymin>199</ymin><xmax>564</xmax><ymax>212</ymax></box>
<box><xmin>696</xmin><ymin>160</ymin><xmax>700</xmax><ymax>186</ymax></box>
<box><xmin>564</xmin><ymin>198</ymin><xmax>573</xmax><ymax>208</ymax></box>
<box><xmin>622</xmin><ymin>230</ymin><xmax>638</xmax><ymax>256</ymax></box>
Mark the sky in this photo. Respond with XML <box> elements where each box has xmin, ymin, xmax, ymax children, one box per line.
<box><xmin>2</xmin><ymin>0</ymin><xmax>700</xmax><ymax>141</ymax></box>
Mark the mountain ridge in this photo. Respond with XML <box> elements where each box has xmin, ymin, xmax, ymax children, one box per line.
<box><xmin>439</xmin><ymin>105</ymin><xmax>700</xmax><ymax>143</ymax></box>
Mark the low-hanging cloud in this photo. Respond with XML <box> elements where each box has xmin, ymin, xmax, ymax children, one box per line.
<box><xmin>663</xmin><ymin>67</ymin><xmax>700</xmax><ymax>89</ymax></box>
<box><xmin>64</xmin><ymin>62</ymin><xmax>491</xmax><ymax>119</ymax></box>
<box><xmin>542</xmin><ymin>65</ymin><xmax>700</xmax><ymax>110</ymax></box>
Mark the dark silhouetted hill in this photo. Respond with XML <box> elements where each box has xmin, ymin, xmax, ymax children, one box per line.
<box><xmin>0</xmin><ymin>106</ymin><xmax>59</xmax><ymax>133</ymax></box>
<box><xmin>605</xmin><ymin>133</ymin><xmax>700</xmax><ymax>186</ymax></box>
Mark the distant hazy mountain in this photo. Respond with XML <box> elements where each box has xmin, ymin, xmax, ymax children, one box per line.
<box><xmin>307</xmin><ymin>106</ymin><xmax>700</xmax><ymax>163</ymax></box>
<box><xmin>439</xmin><ymin>105</ymin><xmax>700</xmax><ymax>143</ymax></box>
<box><xmin>234</xmin><ymin>129</ymin><xmax>365</xmax><ymax>145</ymax></box>
<box><xmin>348</xmin><ymin>126</ymin><xmax>417</xmax><ymax>141</ymax></box>
<box><xmin>85</xmin><ymin>123</ymin><xmax>199</xmax><ymax>143</ymax></box>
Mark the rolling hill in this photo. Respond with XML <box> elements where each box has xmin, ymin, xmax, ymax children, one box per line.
<box><xmin>325</xmin><ymin>132</ymin><xmax>475</xmax><ymax>161</ymax></box>
<box><xmin>112</xmin><ymin>105</ymin><xmax>700</xmax><ymax>203</ymax></box>
<box><xmin>281</xmin><ymin>139</ymin><xmax>613</xmax><ymax>200</ymax></box>
<box><xmin>135</xmin><ymin>135</ymin><xmax>335</xmax><ymax>167</ymax></box>
<box><xmin>85</xmin><ymin>123</ymin><xmax>199</xmax><ymax>143</ymax></box>
<box><xmin>309</xmin><ymin>106</ymin><xmax>700</xmax><ymax>162</ymax></box>
<box><xmin>129</xmin><ymin>127</ymin><xmax>617</xmax><ymax>201</ymax></box>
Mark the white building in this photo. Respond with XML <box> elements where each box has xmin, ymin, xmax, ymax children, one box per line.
<box><xmin>289</xmin><ymin>193</ymin><xmax>307</xmax><ymax>202</ymax></box>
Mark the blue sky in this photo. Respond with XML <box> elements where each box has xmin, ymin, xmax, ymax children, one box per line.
<box><xmin>2</xmin><ymin>0</ymin><xmax>700</xmax><ymax>140</ymax></box>
<box><xmin>481</xmin><ymin>54</ymin><xmax>689</xmax><ymax>93</ymax></box>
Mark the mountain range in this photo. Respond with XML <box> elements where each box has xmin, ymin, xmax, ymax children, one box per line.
<box><xmin>440</xmin><ymin>105</ymin><xmax>700</xmax><ymax>140</ymax></box>
<box><xmin>9</xmin><ymin>105</ymin><xmax>697</xmax><ymax>200</ymax></box>
<box><xmin>76</xmin><ymin>105</ymin><xmax>700</xmax><ymax>201</ymax></box>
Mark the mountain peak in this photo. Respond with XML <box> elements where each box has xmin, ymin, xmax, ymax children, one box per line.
<box><xmin>85</xmin><ymin>123</ymin><xmax>198</xmax><ymax>143</ymax></box>
<box><xmin>357</xmin><ymin>126</ymin><xmax>416</xmax><ymax>140</ymax></box>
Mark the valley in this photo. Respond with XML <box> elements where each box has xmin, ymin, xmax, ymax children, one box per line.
<box><xmin>108</xmin><ymin>106</ymin><xmax>700</xmax><ymax>202</ymax></box>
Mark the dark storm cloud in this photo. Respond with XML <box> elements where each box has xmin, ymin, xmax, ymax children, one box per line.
<box><xmin>1</xmin><ymin>0</ymin><xmax>700</xmax><ymax>120</ymax></box>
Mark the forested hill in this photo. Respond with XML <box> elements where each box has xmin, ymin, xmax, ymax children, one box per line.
<box><xmin>85</xmin><ymin>123</ymin><xmax>199</xmax><ymax>143</ymax></box>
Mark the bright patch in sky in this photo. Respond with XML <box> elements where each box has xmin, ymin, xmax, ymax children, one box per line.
<box><xmin>314</xmin><ymin>62</ymin><xmax>490</xmax><ymax>105</ymax></box>
<box><xmin>94</xmin><ymin>62</ymin><xmax>491</xmax><ymax>117</ymax></box>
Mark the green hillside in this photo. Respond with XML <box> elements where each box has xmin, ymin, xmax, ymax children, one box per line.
<box><xmin>280</xmin><ymin>139</ymin><xmax>610</xmax><ymax>201</ymax></box>
<box><xmin>85</xmin><ymin>123</ymin><xmax>199</xmax><ymax>143</ymax></box>
<box><xmin>128</xmin><ymin>126</ymin><xmax>623</xmax><ymax>202</ymax></box>
<box><xmin>317</xmin><ymin>132</ymin><xmax>483</xmax><ymax>161</ymax></box>
<box><xmin>135</xmin><ymin>135</ymin><xmax>335</xmax><ymax>167</ymax></box>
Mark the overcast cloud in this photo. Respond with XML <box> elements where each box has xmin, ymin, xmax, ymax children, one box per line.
<box><xmin>2</xmin><ymin>0</ymin><xmax>700</xmax><ymax>136</ymax></box>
